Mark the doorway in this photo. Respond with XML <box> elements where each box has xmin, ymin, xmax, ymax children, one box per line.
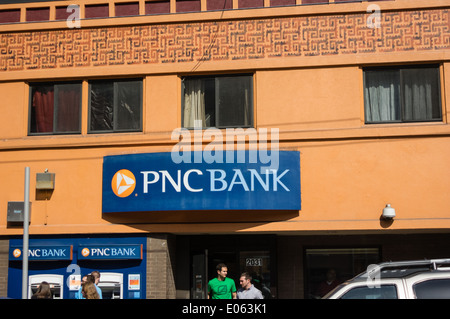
<box><xmin>186</xmin><ymin>235</ymin><xmax>276</xmax><ymax>299</ymax></box>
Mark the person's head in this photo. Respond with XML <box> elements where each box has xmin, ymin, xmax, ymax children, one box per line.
<box><xmin>81</xmin><ymin>274</ymin><xmax>95</xmax><ymax>286</ymax></box>
<box><xmin>239</xmin><ymin>272</ymin><xmax>252</xmax><ymax>289</ymax></box>
<box><xmin>216</xmin><ymin>263</ymin><xmax>228</xmax><ymax>280</ymax></box>
<box><xmin>326</xmin><ymin>269</ymin><xmax>337</xmax><ymax>282</ymax></box>
<box><xmin>82</xmin><ymin>281</ymin><xmax>100</xmax><ymax>299</ymax></box>
<box><xmin>91</xmin><ymin>271</ymin><xmax>100</xmax><ymax>284</ymax></box>
<box><xmin>86</xmin><ymin>274</ymin><xmax>95</xmax><ymax>284</ymax></box>
<box><xmin>35</xmin><ymin>281</ymin><xmax>52</xmax><ymax>298</ymax></box>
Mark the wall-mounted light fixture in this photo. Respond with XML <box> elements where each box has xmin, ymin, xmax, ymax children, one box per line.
<box><xmin>382</xmin><ymin>204</ymin><xmax>396</xmax><ymax>220</ymax></box>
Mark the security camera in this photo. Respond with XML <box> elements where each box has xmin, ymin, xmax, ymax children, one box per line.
<box><xmin>382</xmin><ymin>204</ymin><xmax>396</xmax><ymax>220</ymax></box>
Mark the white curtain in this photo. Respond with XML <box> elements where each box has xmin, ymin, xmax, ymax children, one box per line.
<box><xmin>364</xmin><ymin>70</ymin><xmax>400</xmax><ymax>122</ymax></box>
<box><xmin>183</xmin><ymin>79</ymin><xmax>206</xmax><ymax>128</ymax></box>
<box><xmin>403</xmin><ymin>68</ymin><xmax>434</xmax><ymax>121</ymax></box>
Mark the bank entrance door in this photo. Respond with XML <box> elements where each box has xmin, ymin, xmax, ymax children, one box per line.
<box><xmin>190</xmin><ymin>236</ymin><xmax>276</xmax><ymax>299</ymax></box>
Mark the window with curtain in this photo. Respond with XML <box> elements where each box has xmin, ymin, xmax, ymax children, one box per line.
<box><xmin>182</xmin><ymin>74</ymin><xmax>253</xmax><ymax>128</ymax></box>
<box><xmin>89</xmin><ymin>79</ymin><xmax>142</xmax><ymax>133</ymax></box>
<box><xmin>29</xmin><ymin>82</ymin><xmax>82</xmax><ymax>135</ymax></box>
<box><xmin>364</xmin><ymin>65</ymin><xmax>442</xmax><ymax>123</ymax></box>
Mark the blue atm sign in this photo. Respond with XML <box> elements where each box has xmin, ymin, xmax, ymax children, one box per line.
<box><xmin>102</xmin><ymin>151</ymin><xmax>301</xmax><ymax>213</ymax></box>
<box><xmin>10</xmin><ymin>246</ymin><xmax>73</xmax><ymax>261</ymax></box>
<box><xmin>78</xmin><ymin>245</ymin><xmax>143</xmax><ymax>260</ymax></box>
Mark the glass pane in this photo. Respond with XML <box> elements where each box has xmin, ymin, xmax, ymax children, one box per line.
<box><xmin>182</xmin><ymin>77</ymin><xmax>215</xmax><ymax>128</ymax></box>
<box><xmin>30</xmin><ymin>84</ymin><xmax>54</xmax><ymax>134</ymax></box>
<box><xmin>305</xmin><ymin>248</ymin><xmax>380</xmax><ymax>299</ymax></box>
<box><xmin>216</xmin><ymin>76</ymin><xmax>252</xmax><ymax>127</ymax></box>
<box><xmin>414</xmin><ymin>279</ymin><xmax>450</xmax><ymax>299</ymax></box>
<box><xmin>402</xmin><ymin>67</ymin><xmax>441</xmax><ymax>122</ymax></box>
<box><xmin>116</xmin><ymin>80</ymin><xmax>142</xmax><ymax>131</ymax></box>
<box><xmin>204</xmin><ymin>78</ymin><xmax>216</xmax><ymax>127</ymax></box>
<box><xmin>341</xmin><ymin>285</ymin><xmax>398</xmax><ymax>299</ymax></box>
<box><xmin>90</xmin><ymin>81</ymin><xmax>114</xmax><ymax>131</ymax></box>
<box><xmin>364</xmin><ymin>70</ymin><xmax>400</xmax><ymax>123</ymax></box>
<box><xmin>239</xmin><ymin>251</ymin><xmax>273</xmax><ymax>299</ymax></box>
<box><xmin>191</xmin><ymin>253</ymin><xmax>207</xmax><ymax>299</ymax></box>
<box><xmin>55</xmin><ymin>83</ymin><xmax>81</xmax><ymax>133</ymax></box>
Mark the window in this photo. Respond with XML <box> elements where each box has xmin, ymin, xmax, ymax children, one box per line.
<box><xmin>29</xmin><ymin>82</ymin><xmax>82</xmax><ymax>135</ymax></box>
<box><xmin>340</xmin><ymin>284</ymin><xmax>398</xmax><ymax>299</ymax></box>
<box><xmin>364</xmin><ymin>65</ymin><xmax>442</xmax><ymax>123</ymax></box>
<box><xmin>182</xmin><ymin>74</ymin><xmax>253</xmax><ymax>128</ymax></box>
<box><xmin>413</xmin><ymin>279</ymin><xmax>450</xmax><ymax>299</ymax></box>
<box><xmin>89</xmin><ymin>79</ymin><xmax>142</xmax><ymax>133</ymax></box>
<box><xmin>305</xmin><ymin>248</ymin><xmax>380</xmax><ymax>299</ymax></box>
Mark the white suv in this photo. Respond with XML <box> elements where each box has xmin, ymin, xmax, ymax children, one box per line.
<box><xmin>323</xmin><ymin>259</ymin><xmax>450</xmax><ymax>299</ymax></box>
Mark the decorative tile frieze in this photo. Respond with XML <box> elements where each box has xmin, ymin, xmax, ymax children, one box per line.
<box><xmin>0</xmin><ymin>9</ymin><xmax>449</xmax><ymax>72</ymax></box>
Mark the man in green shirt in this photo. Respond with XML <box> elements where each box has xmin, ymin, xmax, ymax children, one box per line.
<box><xmin>207</xmin><ymin>263</ymin><xmax>237</xmax><ymax>299</ymax></box>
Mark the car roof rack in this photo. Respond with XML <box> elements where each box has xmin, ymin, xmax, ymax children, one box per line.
<box><xmin>377</xmin><ymin>258</ymin><xmax>450</xmax><ymax>270</ymax></box>
<box><xmin>359</xmin><ymin>259</ymin><xmax>450</xmax><ymax>280</ymax></box>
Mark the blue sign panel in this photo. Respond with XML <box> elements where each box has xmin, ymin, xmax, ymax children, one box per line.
<box><xmin>78</xmin><ymin>245</ymin><xmax>143</xmax><ymax>260</ymax></box>
<box><xmin>102</xmin><ymin>151</ymin><xmax>300</xmax><ymax>212</ymax></box>
<box><xmin>10</xmin><ymin>246</ymin><xmax>73</xmax><ymax>261</ymax></box>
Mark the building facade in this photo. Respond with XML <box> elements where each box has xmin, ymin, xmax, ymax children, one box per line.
<box><xmin>0</xmin><ymin>0</ymin><xmax>449</xmax><ymax>299</ymax></box>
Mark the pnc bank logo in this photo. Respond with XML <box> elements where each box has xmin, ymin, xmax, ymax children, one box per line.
<box><xmin>13</xmin><ymin>249</ymin><xmax>21</xmax><ymax>258</ymax></box>
<box><xmin>111</xmin><ymin>169</ymin><xmax>136</xmax><ymax>198</ymax></box>
<box><xmin>81</xmin><ymin>248</ymin><xmax>90</xmax><ymax>257</ymax></box>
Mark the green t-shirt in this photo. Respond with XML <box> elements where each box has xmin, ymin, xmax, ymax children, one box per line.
<box><xmin>207</xmin><ymin>277</ymin><xmax>236</xmax><ymax>299</ymax></box>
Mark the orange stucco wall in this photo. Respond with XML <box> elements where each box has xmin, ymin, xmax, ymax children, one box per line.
<box><xmin>0</xmin><ymin>0</ymin><xmax>449</xmax><ymax>236</ymax></box>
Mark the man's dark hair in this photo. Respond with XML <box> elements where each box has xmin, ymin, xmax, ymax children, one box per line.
<box><xmin>216</xmin><ymin>263</ymin><xmax>227</xmax><ymax>271</ymax></box>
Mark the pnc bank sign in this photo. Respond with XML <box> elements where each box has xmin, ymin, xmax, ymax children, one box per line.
<box><xmin>102</xmin><ymin>151</ymin><xmax>300</xmax><ymax>213</ymax></box>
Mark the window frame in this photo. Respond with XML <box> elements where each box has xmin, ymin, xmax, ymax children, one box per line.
<box><xmin>88</xmin><ymin>78</ymin><xmax>143</xmax><ymax>134</ymax></box>
<box><xmin>181</xmin><ymin>73</ymin><xmax>254</xmax><ymax>129</ymax></box>
<box><xmin>28</xmin><ymin>81</ymin><xmax>82</xmax><ymax>136</ymax></box>
<box><xmin>363</xmin><ymin>64</ymin><xmax>443</xmax><ymax>125</ymax></box>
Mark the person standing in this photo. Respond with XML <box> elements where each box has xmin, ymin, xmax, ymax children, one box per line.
<box><xmin>75</xmin><ymin>274</ymin><xmax>95</xmax><ymax>299</ymax></box>
<box><xmin>91</xmin><ymin>271</ymin><xmax>103</xmax><ymax>299</ymax></box>
<box><xmin>31</xmin><ymin>281</ymin><xmax>52</xmax><ymax>299</ymax></box>
<box><xmin>82</xmin><ymin>282</ymin><xmax>100</xmax><ymax>299</ymax></box>
<box><xmin>207</xmin><ymin>263</ymin><xmax>236</xmax><ymax>299</ymax></box>
<box><xmin>237</xmin><ymin>272</ymin><xmax>264</xmax><ymax>299</ymax></box>
<box><xmin>316</xmin><ymin>269</ymin><xmax>340</xmax><ymax>298</ymax></box>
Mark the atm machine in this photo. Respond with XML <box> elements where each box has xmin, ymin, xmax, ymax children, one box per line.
<box><xmin>97</xmin><ymin>272</ymin><xmax>123</xmax><ymax>299</ymax></box>
<box><xmin>28</xmin><ymin>274</ymin><xmax>64</xmax><ymax>299</ymax></box>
